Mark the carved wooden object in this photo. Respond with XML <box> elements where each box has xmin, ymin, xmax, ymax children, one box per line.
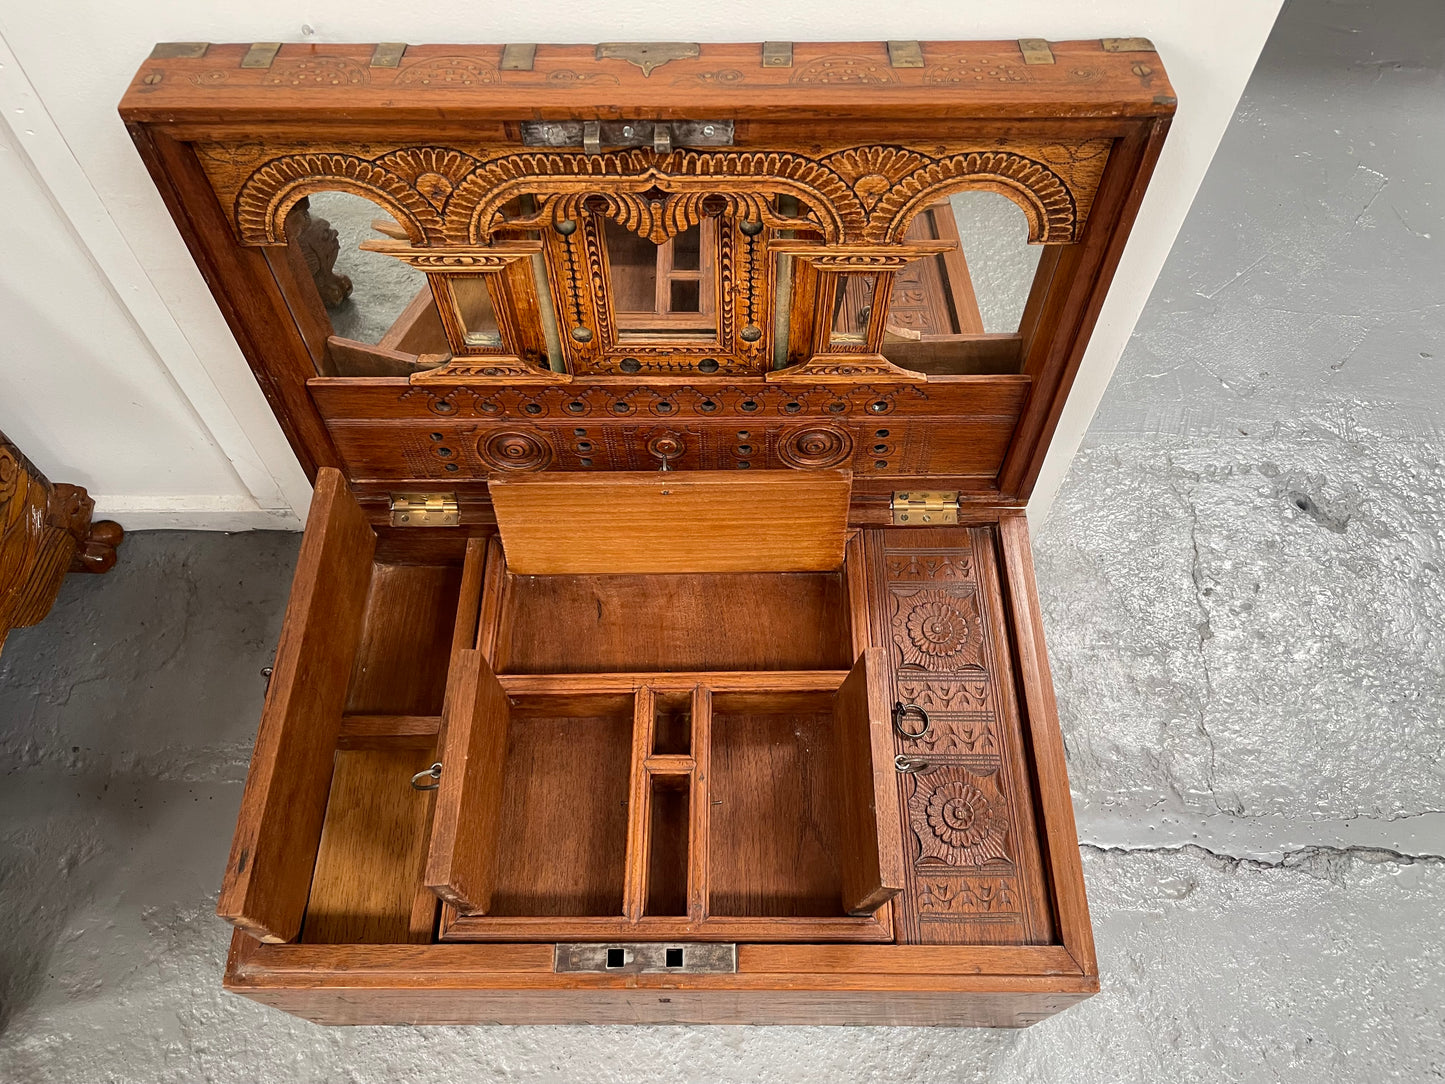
<box><xmin>121</xmin><ymin>37</ymin><xmax>1171</xmax><ymax>1026</ymax></box>
<box><xmin>0</xmin><ymin>432</ymin><xmax>122</xmax><ymax>653</ymax></box>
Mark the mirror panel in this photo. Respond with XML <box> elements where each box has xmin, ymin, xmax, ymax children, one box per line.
<box><xmin>943</xmin><ymin>191</ymin><xmax>1042</xmax><ymax>334</ymax></box>
<box><xmin>450</xmin><ymin>276</ymin><xmax>503</xmax><ymax>349</ymax></box>
<box><xmin>305</xmin><ymin>191</ymin><xmax>430</xmax><ymax>347</ymax></box>
<box><xmin>829</xmin><ymin>276</ymin><xmax>875</xmax><ymax>348</ymax></box>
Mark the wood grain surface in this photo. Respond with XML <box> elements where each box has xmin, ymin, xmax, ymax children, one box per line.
<box><xmin>489</xmin><ymin>469</ymin><xmax>852</xmax><ymax>573</ymax></box>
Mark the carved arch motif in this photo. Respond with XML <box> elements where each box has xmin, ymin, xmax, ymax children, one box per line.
<box><xmin>445</xmin><ymin>149</ymin><xmax>854</xmax><ymax>244</ymax></box>
<box><xmin>233</xmin><ymin>153</ymin><xmax>443</xmax><ymax>244</ymax></box>
<box><xmin>222</xmin><ymin>140</ymin><xmax>1109</xmax><ymax>247</ymax></box>
<box><xmin>824</xmin><ymin>146</ymin><xmax>1080</xmax><ymax>242</ymax></box>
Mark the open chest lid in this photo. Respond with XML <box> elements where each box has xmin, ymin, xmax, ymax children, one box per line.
<box><xmin>121</xmin><ymin>39</ymin><xmax>1173</xmax><ymax>526</ymax></box>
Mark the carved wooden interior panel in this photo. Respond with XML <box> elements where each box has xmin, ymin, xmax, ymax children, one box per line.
<box><xmin>866</xmin><ymin>526</ymin><xmax>1055</xmax><ymax>944</ymax></box>
<box><xmin>194</xmin><ymin>137</ymin><xmax>1110</xmax><ymax>386</ymax></box>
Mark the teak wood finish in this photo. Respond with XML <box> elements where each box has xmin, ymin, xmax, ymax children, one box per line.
<box><xmin>0</xmin><ymin>431</ymin><xmax>122</xmax><ymax>654</ymax></box>
<box><xmin>121</xmin><ymin>37</ymin><xmax>1172</xmax><ymax>1026</ymax></box>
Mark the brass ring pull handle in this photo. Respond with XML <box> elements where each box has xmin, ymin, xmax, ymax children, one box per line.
<box><xmin>892</xmin><ymin>702</ymin><xmax>931</xmax><ymax>741</ymax></box>
<box><xmin>411</xmin><ymin>763</ymin><xmax>443</xmax><ymax>791</ymax></box>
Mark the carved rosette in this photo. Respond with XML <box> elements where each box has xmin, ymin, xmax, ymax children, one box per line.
<box><xmin>477</xmin><ymin>430</ymin><xmax>553</xmax><ymax>471</ymax></box>
<box><xmin>893</xmin><ymin>588</ymin><xmax>985</xmax><ymax>672</ymax></box>
<box><xmin>909</xmin><ymin>772</ymin><xmax>1010</xmax><ymax>867</ymax></box>
<box><xmin>777</xmin><ymin>425</ymin><xmax>853</xmax><ymax>469</ymax></box>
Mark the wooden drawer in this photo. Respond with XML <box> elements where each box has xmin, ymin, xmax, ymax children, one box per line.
<box><xmin>217</xmin><ymin>469</ymin><xmax>1095</xmax><ymax>1025</ymax></box>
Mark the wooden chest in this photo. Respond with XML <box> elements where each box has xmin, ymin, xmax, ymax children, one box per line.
<box><xmin>120</xmin><ymin>37</ymin><xmax>1173</xmax><ymax>1026</ymax></box>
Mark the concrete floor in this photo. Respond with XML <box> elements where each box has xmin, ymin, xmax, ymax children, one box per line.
<box><xmin>2</xmin><ymin>1</ymin><xmax>1442</xmax><ymax>1080</ymax></box>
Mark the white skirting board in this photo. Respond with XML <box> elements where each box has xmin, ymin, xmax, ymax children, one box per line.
<box><xmin>90</xmin><ymin>495</ymin><xmax>303</xmax><ymax>532</ymax></box>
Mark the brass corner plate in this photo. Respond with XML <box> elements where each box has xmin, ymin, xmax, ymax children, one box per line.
<box><xmin>1018</xmin><ymin>38</ymin><xmax>1055</xmax><ymax>65</ymax></box>
<box><xmin>149</xmin><ymin>42</ymin><xmax>209</xmax><ymax>60</ymax></box>
<box><xmin>500</xmin><ymin>43</ymin><xmax>537</xmax><ymax>71</ymax></box>
<box><xmin>370</xmin><ymin>43</ymin><xmax>406</xmax><ymax>68</ymax></box>
<box><xmin>240</xmin><ymin>42</ymin><xmax>282</xmax><ymax>69</ymax></box>
<box><xmin>886</xmin><ymin>40</ymin><xmax>925</xmax><ymax>68</ymax></box>
<box><xmin>761</xmin><ymin>41</ymin><xmax>793</xmax><ymax>68</ymax></box>
<box><xmin>1101</xmin><ymin>37</ymin><xmax>1155</xmax><ymax>53</ymax></box>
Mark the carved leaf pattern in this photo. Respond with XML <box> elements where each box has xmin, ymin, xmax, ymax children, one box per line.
<box><xmin>884</xmin><ymin>552</ymin><xmax>973</xmax><ymax>582</ymax></box>
<box><xmin>917</xmin><ymin>877</ymin><xmax>1018</xmax><ymax>915</ymax></box>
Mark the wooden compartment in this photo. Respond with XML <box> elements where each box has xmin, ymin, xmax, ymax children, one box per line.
<box><xmin>484</xmin><ymin>691</ymin><xmax>633</xmax><ymax>917</ymax></box>
<box><xmin>431</xmin><ymin>661</ymin><xmax>900</xmax><ymax>943</ymax></box>
<box><xmin>708</xmin><ymin>690</ymin><xmax>848</xmax><ymax>918</ymax></box>
<box><xmin>123</xmin><ymin>36</ymin><xmax>1175</xmax><ymax>1026</ymax></box>
<box><xmin>216</xmin><ymin>474</ymin><xmax>1097</xmax><ymax>1022</ymax></box>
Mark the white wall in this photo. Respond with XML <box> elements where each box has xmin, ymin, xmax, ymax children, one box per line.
<box><xmin>0</xmin><ymin>3</ymin><xmax>1284</xmax><ymax>530</ymax></box>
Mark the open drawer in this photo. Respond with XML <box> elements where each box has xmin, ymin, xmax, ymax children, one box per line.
<box><xmin>216</xmin><ymin>467</ymin><xmax>1097</xmax><ymax>1024</ymax></box>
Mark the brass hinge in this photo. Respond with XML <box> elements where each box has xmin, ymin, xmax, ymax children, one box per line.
<box><xmin>890</xmin><ymin>490</ymin><xmax>959</xmax><ymax>526</ymax></box>
<box><xmin>389</xmin><ymin>492</ymin><xmax>460</xmax><ymax>527</ymax></box>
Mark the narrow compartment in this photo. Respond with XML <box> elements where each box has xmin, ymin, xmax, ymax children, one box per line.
<box><xmin>652</xmin><ymin>691</ymin><xmax>692</xmax><ymax>755</ymax></box>
<box><xmin>345</xmin><ymin>562</ymin><xmax>464</xmax><ymax>716</ymax></box>
<box><xmin>498</xmin><ymin>571</ymin><xmax>852</xmax><ymax>673</ymax></box>
<box><xmin>486</xmin><ymin>692</ymin><xmax>633</xmax><ymax>916</ymax></box>
<box><xmin>645</xmin><ymin>776</ymin><xmax>690</xmax><ymax>916</ymax></box>
<box><xmin>708</xmin><ymin>691</ymin><xmax>846</xmax><ymax>918</ymax></box>
<box><xmin>302</xmin><ymin>745</ymin><xmax>439</xmax><ymax>944</ymax></box>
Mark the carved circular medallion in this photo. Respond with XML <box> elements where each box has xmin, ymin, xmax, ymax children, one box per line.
<box><xmin>778</xmin><ymin>425</ymin><xmax>853</xmax><ymax>470</ymax></box>
<box><xmin>906</xmin><ymin>600</ymin><xmax>971</xmax><ymax>657</ymax></box>
<box><xmin>478</xmin><ymin>430</ymin><xmax>553</xmax><ymax>472</ymax></box>
<box><xmin>910</xmin><ymin>776</ymin><xmax>1009</xmax><ymax>867</ymax></box>
<box><xmin>646</xmin><ymin>434</ymin><xmax>685</xmax><ymax>465</ymax></box>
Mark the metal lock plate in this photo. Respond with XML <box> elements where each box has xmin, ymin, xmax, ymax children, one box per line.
<box><xmin>554</xmin><ymin>943</ymin><xmax>737</xmax><ymax>974</ymax></box>
<box><xmin>521</xmin><ymin>119</ymin><xmax>733</xmax><ymax>151</ymax></box>
<box><xmin>595</xmin><ymin>42</ymin><xmax>700</xmax><ymax>77</ymax></box>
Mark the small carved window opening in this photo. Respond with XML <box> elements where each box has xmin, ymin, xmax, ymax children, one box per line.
<box><xmin>603</xmin><ymin>219</ymin><xmax>719</xmax><ymax>342</ymax></box>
